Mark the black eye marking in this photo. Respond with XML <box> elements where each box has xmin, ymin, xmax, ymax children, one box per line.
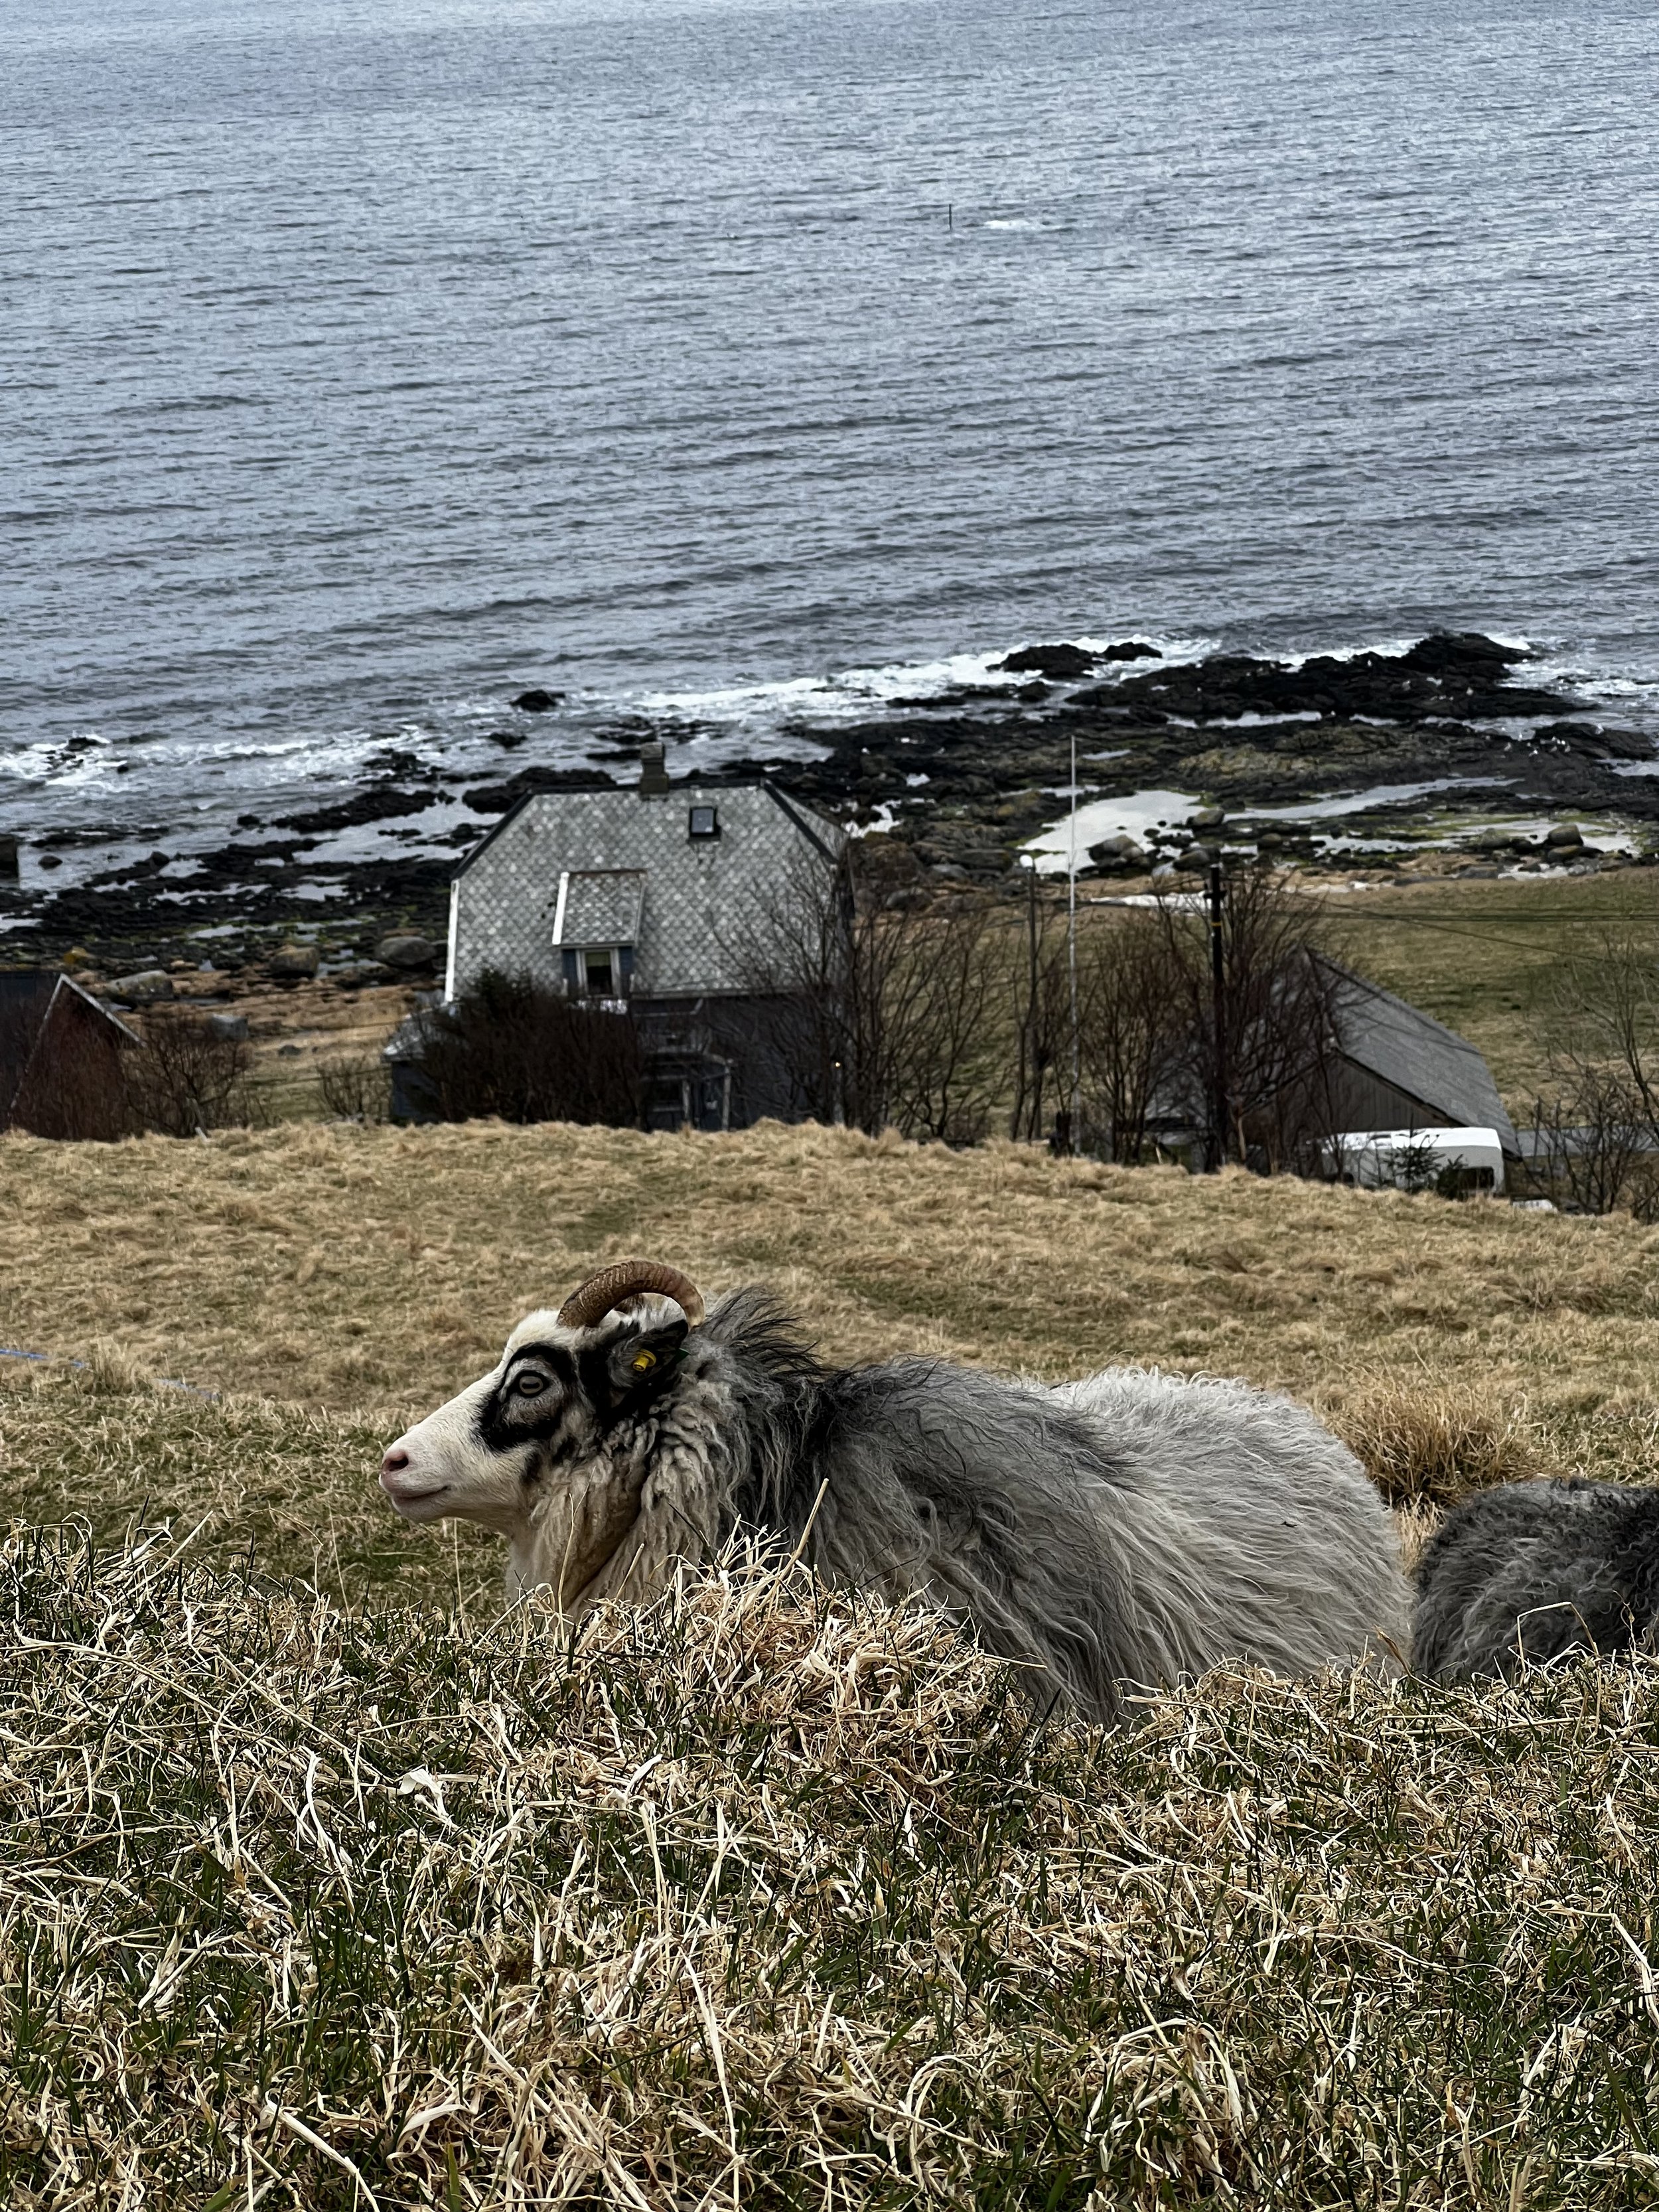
<box><xmin>477</xmin><ymin>1341</ymin><xmax>578</xmax><ymax>1452</ymax></box>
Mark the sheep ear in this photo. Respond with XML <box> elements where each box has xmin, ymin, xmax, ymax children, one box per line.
<box><xmin>604</xmin><ymin>1319</ymin><xmax>688</xmax><ymax>1402</ymax></box>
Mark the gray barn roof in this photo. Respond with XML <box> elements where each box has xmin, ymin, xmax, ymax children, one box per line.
<box><xmin>447</xmin><ymin>782</ymin><xmax>843</xmax><ymax>1001</ymax></box>
<box><xmin>1321</xmin><ymin>958</ymin><xmax>1518</xmax><ymax>1149</ymax></box>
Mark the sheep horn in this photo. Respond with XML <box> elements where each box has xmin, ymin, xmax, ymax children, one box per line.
<box><xmin>557</xmin><ymin>1260</ymin><xmax>706</xmax><ymax>1332</ymax></box>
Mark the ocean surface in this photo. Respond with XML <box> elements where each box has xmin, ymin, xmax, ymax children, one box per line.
<box><xmin>5</xmin><ymin>0</ymin><xmax>1659</xmax><ymax>889</ymax></box>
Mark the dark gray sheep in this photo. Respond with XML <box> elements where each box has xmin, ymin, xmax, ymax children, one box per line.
<box><xmin>1413</xmin><ymin>1478</ymin><xmax>1659</xmax><ymax>1682</ymax></box>
<box><xmin>380</xmin><ymin>1258</ymin><xmax>1410</xmax><ymax>1722</ymax></box>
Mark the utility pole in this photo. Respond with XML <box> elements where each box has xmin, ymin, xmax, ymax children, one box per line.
<box><xmin>1208</xmin><ymin>854</ymin><xmax>1229</xmax><ymax>1171</ymax></box>
<box><xmin>1067</xmin><ymin>723</ymin><xmax>1080</xmax><ymax>1151</ymax></box>
<box><xmin>1019</xmin><ymin>851</ymin><xmax>1041</xmax><ymax>1140</ymax></box>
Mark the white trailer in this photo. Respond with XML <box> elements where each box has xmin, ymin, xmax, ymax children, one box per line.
<box><xmin>1322</xmin><ymin>1126</ymin><xmax>1506</xmax><ymax>1195</ymax></box>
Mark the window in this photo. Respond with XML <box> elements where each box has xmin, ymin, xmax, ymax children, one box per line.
<box><xmin>584</xmin><ymin>949</ymin><xmax>614</xmax><ymax>996</ymax></box>
<box><xmin>562</xmin><ymin>946</ymin><xmax>634</xmax><ymax>999</ymax></box>
<box><xmin>687</xmin><ymin>804</ymin><xmax>719</xmax><ymax>840</ymax></box>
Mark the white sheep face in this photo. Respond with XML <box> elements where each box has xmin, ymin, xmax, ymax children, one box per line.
<box><xmin>380</xmin><ymin>1300</ymin><xmax>692</xmax><ymax>1605</ymax></box>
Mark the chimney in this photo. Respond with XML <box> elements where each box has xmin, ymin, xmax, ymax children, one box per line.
<box><xmin>638</xmin><ymin>743</ymin><xmax>670</xmax><ymax>798</ymax></box>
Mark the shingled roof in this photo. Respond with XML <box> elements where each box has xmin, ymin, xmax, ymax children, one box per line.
<box><xmin>1320</xmin><ymin>956</ymin><xmax>1518</xmax><ymax>1149</ymax></box>
<box><xmin>446</xmin><ymin>782</ymin><xmax>843</xmax><ymax>1001</ymax></box>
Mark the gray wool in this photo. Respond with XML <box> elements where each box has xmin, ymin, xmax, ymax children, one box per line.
<box><xmin>661</xmin><ymin>1292</ymin><xmax>1409</xmax><ymax>1718</ymax></box>
<box><xmin>1413</xmin><ymin>1478</ymin><xmax>1659</xmax><ymax>1683</ymax></box>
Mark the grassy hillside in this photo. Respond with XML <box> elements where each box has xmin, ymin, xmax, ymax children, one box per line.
<box><xmin>1322</xmin><ymin>869</ymin><xmax>1659</xmax><ymax>1107</ymax></box>
<box><xmin>6</xmin><ymin>1120</ymin><xmax>1659</xmax><ymax>2206</ymax></box>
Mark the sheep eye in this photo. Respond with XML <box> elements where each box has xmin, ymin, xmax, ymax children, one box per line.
<box><xmin>512</xmin><ymin>1371</ymin><xmax>549</xmax><ymax>1398</ymax></box>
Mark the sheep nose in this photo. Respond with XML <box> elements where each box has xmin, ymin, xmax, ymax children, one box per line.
<box><xmin>382</xmin><ymin>1445</ymin><xmax>411</xmax><ymax>1478</ymax></box>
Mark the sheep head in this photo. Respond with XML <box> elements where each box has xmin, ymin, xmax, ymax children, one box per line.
<box><xmin>379</xmin><ymin>1260</ymin><xmax>707</xmax><ymax>1609</ymax></box>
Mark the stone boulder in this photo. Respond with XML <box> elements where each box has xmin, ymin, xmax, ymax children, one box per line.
<box><xmin>108</xmin><ymin>970</ymin><xmax>174</xmax><ymax>1005</ymax></box>
<box><xmin>207</xmin><ymin>1012</ymin><xmax>250</xmax><ymax>1043</ymax></box>
<box><xmin>376</xmin><ymin>933</ymin><xmax>439</xmax><ymax>972</ymax></box>
<box><xmin>268</xmin><ymin>942</ymin><xmax>321</xmax><ymax>980</ymax></box>
<box><xmin>1087</xmin><ymin>834</ymin><xmax>1150</xmax><ymax>871</ymax></box>
<box><xmin>1546</xmin><ymin>823</ymin><xmax>1585</xmax><ymax>849</ymax></box>
<box><xmin>512</xmin><ymin>688</ymin><xmax>565</xmax><ymax>713</ymax></box>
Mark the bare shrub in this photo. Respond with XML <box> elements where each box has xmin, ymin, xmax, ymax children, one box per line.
<box><xmin>123</xmin><ymin>1005</ymin><xmax>253</xmax><ymax>1137</ymax></box>
<box><xmin>315</xmin><ymin>1053</ymin><xmax>391</xmax><ymax>1124</ymax></box>
<box><xmin>407</xmin><ymin>968</ymin><xmax>643</xmax><ymax>1126</ymax></box>
<box><xmin>1522</xmin><ymin>932</ymin><xmax>1659</xmax><ymax>1215</ymax></box>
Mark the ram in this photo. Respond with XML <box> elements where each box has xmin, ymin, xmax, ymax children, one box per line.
<box><xmin>382</xmin><ymin>1259</ymin><xmax>1409</xmax><ymax>1719</ymax></box>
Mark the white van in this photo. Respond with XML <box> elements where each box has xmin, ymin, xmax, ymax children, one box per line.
<box><xmin>1322</xmin><ymin>1126</ymin><xmax>1506</xmax><ymax>1196</ymax></box>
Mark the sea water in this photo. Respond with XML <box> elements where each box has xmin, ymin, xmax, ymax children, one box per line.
<box><xmin>4</xmin><ymin>0</ymin><xmax>1658</xmax><ymax>871</ymax></box>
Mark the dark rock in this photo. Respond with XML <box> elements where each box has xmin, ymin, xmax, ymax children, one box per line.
<box><xmin>38</xmin><ymin>854</ymin><xmax>61</xmax><ymax>871</ymax></box>
<box><xmin>462</xmin><ymin>767</ymin><xmax>618</xmax><ymax>814</ymax></box>
<box><xmin>1088</xmin><ymin>836</ymin><xmax>1149</xmax><ymax>870</ymax></box>
<box><xmin>376</xmin><ymin>933</ymin><xmax>439</xmax><ymax>971</ymax></box>
<box><xmin>512</xmin><ymin>689</ymin><xmax>565</xmax><ymax>713</ymax></box>
<box><xmin>208</xmin><ymin>1012</ymin><xmax>250</xmax><ymax>1043</ymax></box>
<box><xmin>1546</xmin><ymin>823</ymin><xmax>1585</xmax><ymax>848</ymax></box>
<box><xmin>268</xmin><ymin>942</ymin><xmax>321</xmax><ymax>980</ymax></box>
<box><xmin>487</xmin><ymin>729</ymin><xmax>530</xmax><ymax>750</ymax></box>
<box><xmin>1098</xmin><ymin>640</ymin><xmax>1162</xmax><ymax>662</ymax></box>
<box><xmin>997</xmin><ymin>643</ymin><xmax>1098</xmax><ymax>680</ymax></box>
<box><xmin>1400</xmin><ymin>631</ymin><xmax>1530</xmax><ymax>678</ymax></box>
<box><xmin>275</xmin><ymin>788</ymin><xmax>437</xmax><ymax>836</ymax></box>
<box><xmin>0</xmin><ymin>837</ymin><xmax>18</xmax><ymax>882</ymax></box>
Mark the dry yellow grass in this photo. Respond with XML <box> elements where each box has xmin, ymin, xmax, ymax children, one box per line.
<box><xmin>7</xmin><ymin>1529</ymin><xmax>1659</xmax><ymax>2209</ymax></box>
<box><xmin>9</xmin><ymin>1122</ymin><xmax>1659</xmax><ymax>2205</ymax></box>
<box><xmin>4</xmin><ymin>1114</ymin><xmax>1657</xmax><ymax>1466</ymax></box>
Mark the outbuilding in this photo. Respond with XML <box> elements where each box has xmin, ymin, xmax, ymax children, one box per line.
<box><xmin>0</xmin><ymin>970</ymin><xmax>137</xmax><ymax>1140</ymax></box>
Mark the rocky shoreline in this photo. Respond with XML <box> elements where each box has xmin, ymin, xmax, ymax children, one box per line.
<box><xmin>3</xmin><ymin>630</ymin><xmax>1654</xmax><ymax>980</ymax></box>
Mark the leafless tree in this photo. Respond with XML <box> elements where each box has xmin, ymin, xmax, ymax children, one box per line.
<box><xmin>1524</xmin><ymin>1070</ymin><xmax>1651</xmax><ymax>1217</ymax></box>
<box><xmin>124</xmin><ymin>1005</ymin><xmax>254</xmax><ymax>1136</ymax></box>
<box><xmin>1522</xmin><ymin>935</ymin><xmax>1659</xmax><ymax>1215</ymax></box>
<box><xmin>727</xmin><ymin>853</ymin><xmax>1001</xmax><ymax>1143</ymax></box>
<box><xmin>1145</xmin><ymin>869</ymin><xmax>1347</xmax><ymax>1171</ymax></box>
<box><xmin>1074</xmin><ymin>921</ymin><xmax>1189</xmax><ymax>1162</ymax></box>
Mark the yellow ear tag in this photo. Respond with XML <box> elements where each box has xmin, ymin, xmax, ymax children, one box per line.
<box><xmin>631</xmin><ymin>1350</ymin><xmax>657</xmax><ymax>1373</ymax></box>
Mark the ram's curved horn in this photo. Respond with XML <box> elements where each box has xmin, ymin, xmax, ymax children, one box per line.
<box><xmin>557</xmin><ymin>1260</ymin><xmax>706</xmax><ymax>1333</ymax></box>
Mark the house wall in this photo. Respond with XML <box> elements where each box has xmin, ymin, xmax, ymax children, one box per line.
<box><xmin>1323</xmin><ymin>1059</ymin><xmax>1460</xmax><ymax>1138</ymax></box>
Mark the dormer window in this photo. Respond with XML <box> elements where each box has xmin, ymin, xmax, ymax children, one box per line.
<box><xmin>688</xmin><ymin>804</ymin><xmax>719</xmax><ymax>840</ymax></box>
<box><xmin>551</xmin><ymin>868</ymin><xmax>645</xmax><ymax>1002</ymax></box>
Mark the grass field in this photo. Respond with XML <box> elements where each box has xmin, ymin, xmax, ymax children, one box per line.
<box><xmin>5</xmin><ymin>1119</ymin><xmax>1659</xmax><ymax>2205</ymax></box>
<box><xmin>1305</xmin><ymin>869</ymin><xmax>1659</xmax><ymax>1107</ymax></box>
